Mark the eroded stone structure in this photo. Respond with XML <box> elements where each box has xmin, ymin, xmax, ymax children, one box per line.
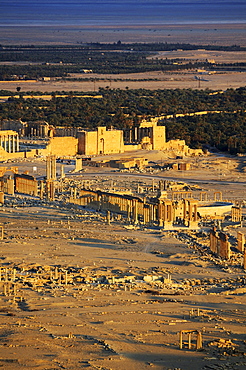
<box><xmin>124</xmin><ymin>118</ymin><xmax>166</xmax><ymax>150</ymax></box>
<box><xmin>78</xmin><ymin>118</ymin><xmax>203</xmax><ymax>156</ymax></box>
<box><xmin>231</xmin><ymin>206</ymin><xmax>242</xmax><ymax>223</ymax></box>
<box><xmin>24</xmin><ymin>120</ymin><xmax>54</xmax><ymax>138</ymax></box>
<box><xmin>14</xmin><ymin>174</ymin><xmax>38</xmax><ymax>196</ymax></box>
<box><xmin>179</xmin><ymin>330</ymin><xmax>203</xmax><ymax>350</ymax></box>
<box><xmin>0</xmin><ymin>115</ymin><xmax>204</xmax><ymax>160</ymax></box>
<box><xmin>237</xmin><ymin>232</ymin><xmax>245</xmax><ymax>253</ymax></box>
<box><xmin>210</xmin><ymin>227</ymin><xmax>230</xmax><ymax>260</ymax></box>
<box><xmin>78</xmin><ymin>126</ymin><xmax>124</xmax><ymax>156</ymax></box>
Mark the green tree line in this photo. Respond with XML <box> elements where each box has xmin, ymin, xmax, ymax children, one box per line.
<box><xmin>0</xmin><ymin>43</ymin><xmax>245</xmax><ymax>79</ymax></box>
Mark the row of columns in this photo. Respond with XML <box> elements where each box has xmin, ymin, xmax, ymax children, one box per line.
<box><xmin>124</xmin><ymin>126</ymin><xmax>152</xmax><ymax>143</ymax></box>
<box><xmin>28</xmin><ymin>125</ymin><xmax>49</xmax><ymax>138</ymax></box>
<box><xmin>72</xmin><ymin>188</ymin><xmax>199</xmax><ymax>229</ymax></box>
<box><xmin>0</xmin><ymin>134</ymin><xmax>19</xmax><ymax>153</ymax></box>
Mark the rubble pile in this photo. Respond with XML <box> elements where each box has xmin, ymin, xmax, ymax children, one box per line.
<box><xmin>208</xmin><ymin>338</ymin><xmax>246</xmax><ymax>359</ymax></box>
<box><xmin>1</xmin><ymin>260</ymin><xmax>246</xmax><ymax>301</ymax></box>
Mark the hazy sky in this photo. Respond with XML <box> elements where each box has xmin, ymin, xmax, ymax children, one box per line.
<box><xmin>2</xmin><ymin>0</ymin><xmax>246</xmax><ymax>3</ymax></box>
<box><xmin>1</xmin><ymin>0</ymin><xmax>245</xmax><ymax>26</ymax></box>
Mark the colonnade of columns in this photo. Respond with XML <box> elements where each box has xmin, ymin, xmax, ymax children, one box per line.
<box><xmin>0</xmin><ymin>132</ymin><xmax>19</xmax><ymax>153</ymax></box>
<box><xmin>70</xmin><ymin>188</ymin><xmax>199</xmax><ymax>229</ymax></box>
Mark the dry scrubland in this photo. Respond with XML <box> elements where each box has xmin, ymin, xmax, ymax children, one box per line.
<box><xmin>0</xmin><ymin>69</ymin><xmax>246</xmax><ymax>93</ymax></box>
<box><xmin>0</xmin><ymin>154</ymin><xmax>245</xmax><ymax>369</ymax></box>
<box><xmin>0</xmin><ymin>24</ymin><xmax>246</xmax><ymax>46</ymax></box>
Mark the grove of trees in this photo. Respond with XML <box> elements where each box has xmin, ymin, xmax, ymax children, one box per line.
<box><xmin>0</xmin><ymin>43</ymin><xmax>245</xmax><ymax>80</ymax></box>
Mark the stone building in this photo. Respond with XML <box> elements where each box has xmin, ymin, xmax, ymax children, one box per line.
<box><xmin>78</xmin><ymin>119</ymin><xmax>166</xmax><ymax>156</ymax></box>
<box><xmin>78</xmin><ymin>126</ymin><xmax>124</xmax><ymax>156</ymax></box>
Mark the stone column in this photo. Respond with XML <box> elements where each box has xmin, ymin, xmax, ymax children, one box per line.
<box><xmin>196</xmin><ymin>332</ymin><xmax>203</xmax><ymax>350</ymax></box>
<box><xmin>127</xmin><ymin>201</ymin><xmax>131</xmax><ymax>222</ymax></box>
<box><xmin>133</xmin><ymin>200</ymin><xmax>138</xmax><ymax>224</ymax></box>
<box><xmin>188</xmin><ymin>333</ymin><xmax>192</xmax><ymax>349</ymax></box>
<box><xmin>179</xmin><ymin>331</ymin><xmax>183</xmax><ymax>349</ymax></box>
<box><xmin>51</xmin><ymin>155</ymin><xmax>56</xmax><ymax>180</ymax></box>
<box><xmin>39</xmin><ymin>181</ymin><xmax>44</xmax><ymax>199</ymax></box>
<box><xmin>8</xmin><ymin>135</ymin><xmax>11</xmax><ymax>153</ymax></box>
<box><xmin>46</xmin><ymin>181</ymin><xmax>55</xmax><ymax>201</ymax></box>
<box><xmin>143</xmin><ymin>205</ymin><xmax>147</xmax><ymax>225</ymax></box>
<box><xmin>243</xmin><ymin>249</ymin><xmax>246</xmax><ymax>270</ymax></box>
<box><xmin>158</xmin><ymin>202</ymin><xmax>164</xmax><ymax>227</ymax></box>
<box><xmin>59</xmin><ymin>164</ymin><xmax>64</xmax><ymax>179</ymax></box>
<box><xmin>16</xmin><ymin>135</ymin><xmax>19</xmax><ymax>152</ymax></box>
<box><xmin>12</xmin><ymin>135</ymin><xmax>15</xmax><ymax>153</ymax></box>
<box><xmin>46</xmin><ymin>156</ymin><xmax>51</xmax><ymax>180</ymax></box>
<box><xmin>183</xmin><ymin>199</ymin><xmax>187</xmax><ymax>225</ymax></box>
<box><xmin>237</xmin><ymin>231</ymin><xmax>245</xmax><ymax>252</ymax></box>
<box><xmin>75</xmin><ymin>158</ymin><xmax>83</xmax><ymax>172</ymax></box>
<box><xmin>210</xmin><ymin>227</ymin><xmax>218</xmax><ymax>254</ymax></box>
<box><xmin>0</xmin><ymin>192</ymin><xmax>4</xmax><ymax>204</ymax></box>
<box><xmin>163</xmin><ymin>201</ymin><xmax>173</xmax><ymax>229</ymax></box>
<box><xmin>219</xmin><ymin>232</ymin><xmax>230</xmax><ymax>260</ymax></box>
<box><xmin>0</xmin><ymin>226</ymin><xmax>4</xmax><ymax>240</ymax></box>
<box><xmin>107</xmin><ymin>210</ymin><xmax>111</xmax><ymax>225</ymax></box>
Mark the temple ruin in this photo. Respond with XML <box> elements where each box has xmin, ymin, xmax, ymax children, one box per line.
<box><xmin>0</xmin><ymin>116</ymin><xmax>204</xmax><ymax>160</ymax></box>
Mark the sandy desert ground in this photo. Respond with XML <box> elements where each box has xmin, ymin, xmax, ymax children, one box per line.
<box><xmin>0</xmin><ymin>69</ymin><xmax>245</xmax><ymax>93</ymax></box>
<box><xmin>0</xmin><ymin>153</ymin><xmax>245</xmax><ymax>370</ymax></box>
<box><xmin>0</xmin><ymin>24</ymin><xmax>246</xmax><ymax>46</ymax></box>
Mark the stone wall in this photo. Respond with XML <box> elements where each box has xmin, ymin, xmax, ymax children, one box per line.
<box><xmin>42</xmin><ymin>137</ymin><xmax>78</xmax><ymax>157</ymax></box>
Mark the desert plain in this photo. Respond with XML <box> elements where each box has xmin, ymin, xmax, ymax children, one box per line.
<box><xmin>0</xmin><ymin>152</ymin><xmax>245</xmax><ymax>370</ymax></box>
